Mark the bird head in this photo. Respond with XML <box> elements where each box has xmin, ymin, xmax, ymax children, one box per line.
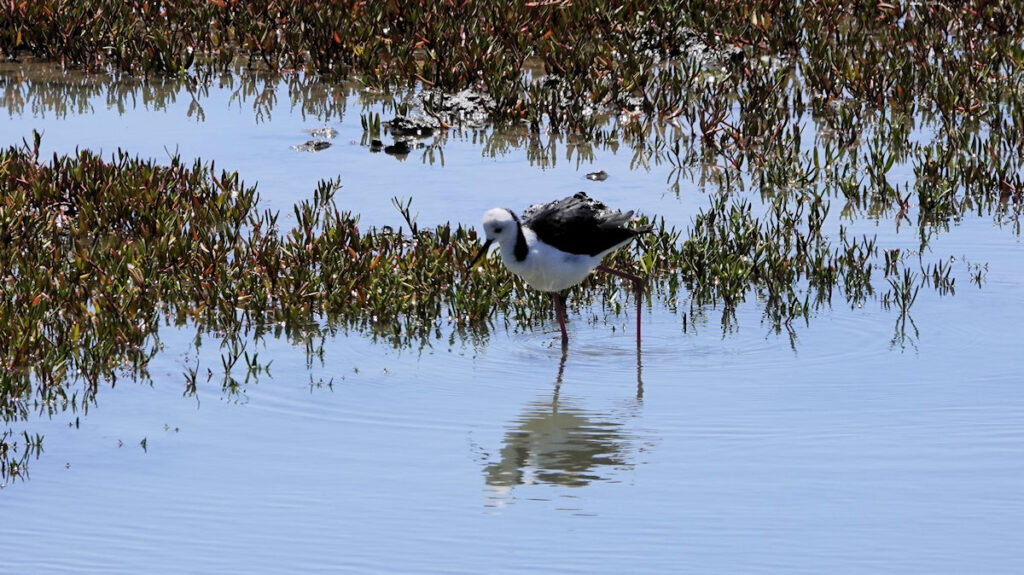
<box><xmin>468</xmin><ymin>208</ymin><xmax>518</xmax><ymax>270</ymax></box>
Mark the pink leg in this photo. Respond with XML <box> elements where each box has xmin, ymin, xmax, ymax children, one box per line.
<box><xmin>597</xmin><ymin>265</ymin><xmax>644</xmax><ymax>346</ymax></box>
<box><xmin>551</xmin><ymin>292</ymin><xmax>569</xmax><ymax>347</ymax></box>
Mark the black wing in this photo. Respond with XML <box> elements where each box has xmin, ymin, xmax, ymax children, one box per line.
<box><xmin>522</xmin><ymin>192</ymin><xmax>647</xmax><ymax>256</ymax></box>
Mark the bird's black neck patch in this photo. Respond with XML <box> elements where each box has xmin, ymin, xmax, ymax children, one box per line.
<box><xmin>507</xmin><ymin>209</ymin><xmax>529</xmax><ymax>262</ymax></box>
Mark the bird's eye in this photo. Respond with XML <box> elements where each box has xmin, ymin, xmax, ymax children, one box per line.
<box><xmin>494</xmin><ymin>226</ymin><xmax>502</xmax><ymax>233</ymax></box>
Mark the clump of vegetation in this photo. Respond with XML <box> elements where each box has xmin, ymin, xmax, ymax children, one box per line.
<box><xmin>3</xmin><ymin>1</ymin><xmax>1022</xmax><ymax>131</ymax></box>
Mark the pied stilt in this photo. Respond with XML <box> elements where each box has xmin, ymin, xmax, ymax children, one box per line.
<box><xmin>469</xmin><ymin>192</ymin><xmax>651</xmax><ymax>346</ymax></box>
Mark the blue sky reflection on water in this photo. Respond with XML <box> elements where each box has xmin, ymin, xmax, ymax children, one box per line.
<box><xmin>1</xmin><ymin>67</ymin><xmax>1024</xmax><ymax>574</ymax></box>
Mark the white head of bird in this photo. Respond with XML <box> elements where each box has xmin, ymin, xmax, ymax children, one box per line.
<box><xmin>478</xmin><ymin>207</ymin><xmax>522</xmax><ymax>256</ymax></box>
<box><xmin>473</xmin><ymin>207</ymin><xmax>525</xmax><ymax>261</ymax></box>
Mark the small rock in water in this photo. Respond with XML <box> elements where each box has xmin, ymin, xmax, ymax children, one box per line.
<box><xmin>291</xmin><ymin>140</ymin><xmax>332</xmax><ymax>152</ymax></box>
<box><xmin>586</xmin><ymin>170</ymin><xmax>609</xmax><ymax>181</ymax></box>
<box><xmin>389</xmin><ymin>114</ymin><xmax>440</xmax><ymax>138</ymax></box>
<box><xmin>411</xmin><ymin>88</ymin><xmax>495</xmax><ymax>127</ymax></box>
<box><xmin>384</xmin><ymin>141</ymin><xmax>412</xmax><ymax>156</ymax></box>
<box><xmin>305</xmin><ymin>126</ymin><xmax>339</xmax><ymax>139</ymax></box>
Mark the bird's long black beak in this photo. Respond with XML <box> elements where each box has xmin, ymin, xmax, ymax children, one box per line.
<box><xmin>467</xmin><ymin>239</ymin><xmax>494</xmax><ymax>271</ymax></box>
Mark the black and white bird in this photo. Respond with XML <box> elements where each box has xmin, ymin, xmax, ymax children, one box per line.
<box><xmin>469</xmin><ymin>192</ymin><xmax>650</xmax><ymax>346</ymax></box>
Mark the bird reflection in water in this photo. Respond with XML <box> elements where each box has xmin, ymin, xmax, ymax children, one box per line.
<box><xmin>482</xmin><ymin>346</ymin><xmax>644</xmax><ymax>494</ymax></box>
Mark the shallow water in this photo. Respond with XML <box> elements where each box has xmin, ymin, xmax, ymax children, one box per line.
<box><xmin>2</xmin><ymin>65</ymin><xmax>1024</xmax><ymax>574</ymax></box>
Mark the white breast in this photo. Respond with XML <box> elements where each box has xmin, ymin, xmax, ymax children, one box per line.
<box><xmin>499</xmin><ymin>228</ymin><xmax>603</xmax><ymax>292</ymax></box>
